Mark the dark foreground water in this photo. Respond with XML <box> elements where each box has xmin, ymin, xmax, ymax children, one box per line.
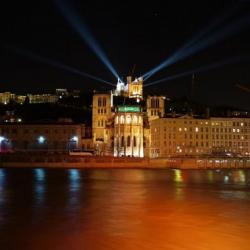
<box><xmin>0</xmin><ymin>168</ymin><xmax>250</xmax><ymax>250</ymax></box>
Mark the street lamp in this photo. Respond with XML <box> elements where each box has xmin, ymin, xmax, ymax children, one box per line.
<box><xmin>0</xmin><ymin>136</ymin><xmax>5</xmax><ymax>143</ymax></box>
<box><xmin>37</xmin><ymin>136</ymin><xmax>46</xmax><ymax>144</ymax></box>
<box><xmin>69</xmin><ymin>136</ymin><xmax>79</xmax><ymax>151</ymax></box>
<box><xmin>0</xmin><ymin>136</ymin><xmax>7</xmax><ymax>152</ymax></box>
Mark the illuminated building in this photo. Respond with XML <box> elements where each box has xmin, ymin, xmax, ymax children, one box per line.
<box><xmin>114</xmin><ymin>106</ymin><xmax>144</xmax><ymax>157</ymax></box>
<box><xmin>16</xmin><ymin>95</ymin><xmax>26</xmax><ymax>104</ymax></box>
<box><xmin>150</xmin><ymin>116</ymin><xmax>250</xmax><ymax>157</ymax></box>
<box><xmin>0</xmin><ymin>92</ymin><xmax>59</xmax><ymax>105</ymax></box>
<box><xmin>92</xmin><ymin>76</ymin><xmax>160</xmax><ymax>157</ymax></box>
<box><xmin>147</xmin><ymin>95</ymin><xmax>165</xmax><ymax>121</ymax></box>
<box><xmin>27</xmin><ymin>94</ymin><xmax>58</xmax><ymax>104</ymax></box>
<box><xmin>0</xmin><ymin>92</ymin><xmax>16</xmax><ymax>105</ymax></box>
<box><xmin>92</xmin><ymin>92</ymin><xmax>112</xmax><ymax>154</ymax></box>
<box><xmin>56</xmin><ymin>88</ymin><xmax>69</xmax><ymax>98</ymax></box>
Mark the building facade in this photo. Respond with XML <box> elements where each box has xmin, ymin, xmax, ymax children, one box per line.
<box><xmin>150</xmin><ymin>116</ymin><xmax>250</xmax><ymax>157</ymax></box>
<box><xmin>114</xmin><ymin>106</ymin><xmax>144</xmax><ymax>157</ymax></box>
<box><xmin>27</xmin><ymin>94</ymin><xmax>58</xmax><ymax>104</ymax></box>
<box><xmin>147</xmin><ymin>95</ymin><xmax>165</xmax><ymax>121</ymax></box>
<box><xmin>0</xmin><ymin>123</ymin><xmax>84</xmax><ymax>152</ymax></box>
<box><xmin>92</xmin><ymin>76</ymin><xmax>162</xmax><ymax>157</ymax></box>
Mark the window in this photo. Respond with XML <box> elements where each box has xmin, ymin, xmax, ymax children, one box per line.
<box><xmin>103</xmin><ymin>97</ymin><xmax>106</xmax><ymax>106</ymax></box>
<box><xmin>121</xmin><ymin>136</ymin><xmax>124</xmax><ymax>147</ymax></box>
<box><xmin>120</xmin><ymin>115</ymin><xmax>125</xmax><ymax>124</ymax></box>
<box><xmin>126</xmin><ymin>115</ymin><xmax>131</xmax><ymax>124</ymax></box>
<box><xmin>127</xmin><ymin>136</ymin><xmax>131</xmax><ymax>147</ymax></box>
<box><xmin>98</xmin><ymin>97</ymin><xmax>102</xmax><ymax>107</ymax></box>
<box><xmin>133</xmin><ymin>136</ymin><xmax>136</xmax><ymax>147</ymax></box>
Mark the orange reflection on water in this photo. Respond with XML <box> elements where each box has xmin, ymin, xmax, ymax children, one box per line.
<box><xmin>1</xmin><ymin>169</ymin><xmax>250</xmax><ymax>250</ymax></box>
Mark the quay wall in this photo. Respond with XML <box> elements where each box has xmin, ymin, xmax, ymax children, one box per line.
<box><xmin>0</xmin><ymin>153</ymin><xmax>250</xmax><ymax>169</ymax></box>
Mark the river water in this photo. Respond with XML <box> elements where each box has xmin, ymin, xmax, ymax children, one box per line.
<box><xmin>0</xmin><ymin>168</ymin><xmax>250</xmax><ymax>250</ymax></box>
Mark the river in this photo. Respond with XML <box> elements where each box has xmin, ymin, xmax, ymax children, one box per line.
<box><xmin>0</xmin><ymin>168</ymin><xmax>250</xmax><ymax>250</ymax></box>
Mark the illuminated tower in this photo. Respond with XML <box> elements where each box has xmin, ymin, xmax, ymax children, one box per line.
<box><xmin>147</xmin><ymin>96</ymin><xmax>165</xmax><ymax>121</ymax></box>
<box><xmin>92</xmin><ymin>92</ymin><xmax>112</xmax><ymax>155</ymax></box>
<box><xmin>127</xmin><ymin>76</ymin><xmax>143</xmax><ymax>101</ymax></box>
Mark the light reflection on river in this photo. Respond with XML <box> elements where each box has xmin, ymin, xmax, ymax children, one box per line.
<box><xmin>0</xmin><ymin>168</ymin><xmax>250</xmax><ymax>250</ymax></box>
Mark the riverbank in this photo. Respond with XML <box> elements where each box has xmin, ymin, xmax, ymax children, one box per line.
<box><xmin>1</xmin><ymin>152</ymin><xmax>250</xmax><ymax>169</ymax></box>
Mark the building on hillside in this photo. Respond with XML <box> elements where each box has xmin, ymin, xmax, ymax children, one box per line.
<box><xmin>0</xmin><ymin>92</ymin><xmax>16</xmax><ymax>104</ymax></box>
<box><xmin>27</xmin><ymin>94</ymin><xmax>58</xmax><ymax>104</ymax></box>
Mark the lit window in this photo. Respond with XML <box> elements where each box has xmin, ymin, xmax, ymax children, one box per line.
<box><xmin>133</xmin><ymin>115</ymin><xmax>138</xmax><ymax>124</ymax></box>
<box><xmin>120</xmin><ymin>115</ymin><xmax>125</xmax><ymax>124</ymax></box>
<box><xmin>195</xmin><ymin>127</ymin><xmax>199</xmax><ymax>132</ymax></box>
<box><xmin>126</xmin><ymin>115</ymin><xmax>131</xmax><ymax>124</ymax></box>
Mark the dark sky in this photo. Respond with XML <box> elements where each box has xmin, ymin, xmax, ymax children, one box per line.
<box><xmin>1</xmin><ymin>0</ymin><xmax>250</xmax><ymax>109</ymax></box>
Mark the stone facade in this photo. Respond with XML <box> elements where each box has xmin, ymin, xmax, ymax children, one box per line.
<box><xmin>0</xmin><ymin>123</ymin><xmax>84</xmax><ymax>152</ymax></box>
<box><xmin>150</xmin><ymin>116</ymin><xmax>250</xmax><ymax>157</ymax></box>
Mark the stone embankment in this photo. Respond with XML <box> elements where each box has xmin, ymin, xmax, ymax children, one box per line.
<box><xmin>1</xmin><ymin>152</ymin><xmax>250</xmax><ymax>169</ymax></box>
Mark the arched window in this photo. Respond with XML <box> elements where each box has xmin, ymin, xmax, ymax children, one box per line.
<box><xmin>120</xmin><ymin>115</ymin><xmax>125</xmax><ymax>124</ymax></box>
<box><xmin>133</xmin><ymin>136</ymin><xmax>136</xmax><ymax>147</ymax></box>
<box><xmin>127</xmin><ymin>136</ymin><xmax>131</xmax><ymax>147</ymax></box>
<box><xmin>102</xmin><ymin>97</ymin><xmax>106</xmax><ymax>106</ymax></box>
<box><xmin>138</xmin><ymin>116</ymin><xmax>142</xmax><ymax>124</ymax></box>
<box><xmin>151</xmin><ymin>99</ymin><xmax>154</xmax><ymax>108</ymax></box>
<box><xmin>126</xmin><ymin>115</ymin><xmax>131</xmax><ymax>124</ymax></box>
<box><xmin>133</xmin><ymin>115</ymin><xmax>138</xmax><ymax>124</ymax></box>
<box><xmin>98</xmin><ymin>97</ymin><xmax>102</xmax><ymax>107</ymax></box>
<box><xmin>156</xmin><ymin>99</ymin><xmax>159</xmax><ymax>108</ymax></box>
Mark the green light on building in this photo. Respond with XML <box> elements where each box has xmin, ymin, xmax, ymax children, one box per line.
<box><xmin>117</xmin><ymin>106</ymin><xmax>140</xmax><ymax>112</ymax></box>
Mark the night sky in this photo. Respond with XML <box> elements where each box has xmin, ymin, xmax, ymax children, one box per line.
<box><xmin>1</xmin><ymin>0</ymin><xmax>250</xmax><ymax>108</ymax></box>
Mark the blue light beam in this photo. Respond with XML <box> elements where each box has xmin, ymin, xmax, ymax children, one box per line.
<box><xmin>144</xmin><ymin>56</ymin><xmax>246</xmax><ymax>88</ymax></box>
<box><xmin>143</xmin><ymin>9</ymin><xmax>249</xmax><ymax>81</ymax></box>
<box><xmin>5</xmin><ymin>45</ymin><xmax>115</xmax><ymax>87</ymax></box>
<box><xmin>54</xmin><ymin>0</ymin><xmax>120</xmax><ymax>80</ymax></box>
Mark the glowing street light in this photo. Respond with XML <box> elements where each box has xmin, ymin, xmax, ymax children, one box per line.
<box><xmin>0</xmin><ymin>136</ymin><xmax>7</xmax><ymax>152</ymax></box>
<box><xmin>37</xmin><ymin>136</ymin><xmax>46</xmax><ymax>144</ymax></box>
<box><xmin>0</xmin><ymin>136</ymin><xmax>5</xmax><ymax>143</ymax></box>
<box><xmin>71</xmin><ymin>136</ymin><xmax>79</xmax><ymax>142</ymax></box>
